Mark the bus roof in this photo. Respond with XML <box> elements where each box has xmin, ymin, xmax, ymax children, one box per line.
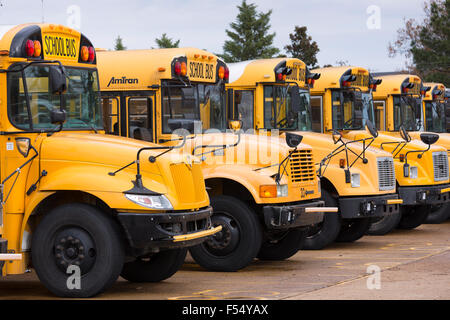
<box><xmin>311</xmin><ymin>66</ymin><xmax>371</xmax><ymax>92</ymax></box>
<box><xmin>227</xmin><ymin>58</ymin><xmax>307</xmax><ymax>87</ymax></box>
<box><xmin>423</xmin><ymin>82</ymin><xmax>446</xmax><ymax>102</ymax></box>
<box><xmin>0</xmin><ymin>23</ymin><xmax>95</xmax><ymax>66</ymax></box>
<box><xmin>371</xmin><ymin>74</ymin><xmax>422</xmax><ymax>98</ymax></box>
<box><xmin>97</xmin><ymin>48</ymin><xmax>224</xmax><ymax>90</ymax></box>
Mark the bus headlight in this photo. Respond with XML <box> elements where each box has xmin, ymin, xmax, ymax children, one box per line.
<box><xmin>351</xmin><ymin>173</ymin><xmax>361</xmax><ymax>188</ymax></box>
<box><xmin>410</xmin><ymin>166</ymin><xmax>418</xmax><ymax>179</ymax></box>
<box><xmin>125</xmin><ymin>194</ymin><xmax>173</xmax><ymax>210</ymax></box>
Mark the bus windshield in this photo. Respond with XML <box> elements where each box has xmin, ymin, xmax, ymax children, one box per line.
<box><xmin>161</xmin><ymin>81</ymin><xmax>227</xmax><ymax>134</ymax></box>
<box><xmin>8</xmin><ymin>64</ymin><xmax>102</xmax><ymax>131</ymax></box>
<box><xmin>425</xmin><ymin>101</ymin><xmax>446</xmax><ymax>133</ymax></box>
<box><xmin>393</xmin><ymin>95</ymin><xmax>423</xmax><ymax>131</ymax></box>
<box><xmin>263</xmin><ymin>85</ymin><xmax>312</xmax><ymax>131</ymax></box>
<box><xmin>332</xmin><ymin>90</ymin><xmax>374</xmax><ymax>131</ymax></box>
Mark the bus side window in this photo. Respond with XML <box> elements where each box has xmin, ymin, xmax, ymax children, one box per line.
<box><xmin>128</xmin><ymin>97</ymin><xmax>153</xmax><ymax>142</ymax></box>
<box><xmin>374</xmin><ymin>101</ymin><xmax>385</xmax><ymax>131</ymax></box>
<box><xmin>102</xmin><ymin>97</ymin><xmax>119</xmax><ymax>135</ymax></box>
<box><xmin>310</xmin><ymin>96</ymin><xmax>322</xmax><ymax>133</ymax></box>
<box><xmin>234</xmin><ymin>90</ymin><xmax>254</xmax><ymax>131</ymax></box>
<box><xmin>393</xmin><ymin>96</ymin><xmax>401</xmax><ymax>131</ymax></box>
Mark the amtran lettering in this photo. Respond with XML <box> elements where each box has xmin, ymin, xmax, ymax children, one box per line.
<box><xmin>107</xmin><ymin>76</ymin><xmax>139</xmax><ymax>87</ymax></box>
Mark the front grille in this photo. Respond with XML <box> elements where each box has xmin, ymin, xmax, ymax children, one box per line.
<box><xmin>433</xmin><ymin>151</ymin><xmax>449</xmax><ymax>182</ymax></box>
<box><xmin>170</xmin><ymin>163</ymin><xmax>205</xmax><ymax>203</ymax></box>
<box><xmin>377</xmin><ymin>157</ymin><xmax>396</xmax><ymax>191</ymax></box>
<box><xmin>289</xmin><ymin>149</ymin><xmax>316</xmax><ymax>183</ymax></box>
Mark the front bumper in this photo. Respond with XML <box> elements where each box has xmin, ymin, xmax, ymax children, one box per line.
<box><xmin>262</xmin><ymin>200</ymin><xmax>330</xmax><ymax>230</ymax></box>
<box><xmin>339</xmin><ymin>194</ymin><xmax>402</xmax><ymax>219</ymax></box>
<box><xmin>398</xmin><ymin>183</ymin><xmax>450</xmax><ymax>206</ymax></box>
<box><xmin>116</xmin><ymin>206</ymin><xmax>220</xmax><ymax>252</ymax></box>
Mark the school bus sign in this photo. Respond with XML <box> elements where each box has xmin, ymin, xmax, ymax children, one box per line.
<box><xmin>42</xmin><ymin>32</ymin><xmax>80</xmax><ymax>61</ymax></box>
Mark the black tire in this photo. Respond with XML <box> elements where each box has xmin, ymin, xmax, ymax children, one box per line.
<box><xmin>367</xmin><ymin>212</ymin><xmax>402</xmax><ymax>235</ymax></box>
<box><xmin>303</xmin><ymin>189</ymin><xmax>341</xmax><ymax>250</ymax></box>
<box><xmin>31</xmin><ymin>203</ymin><xmax>124</xmax><ymax>298</ymax></box>
<box><xmin>425</xmin><ymin>203</ymin><xmax>450</xmax><ymax>224</ymax></box>
<box><xmin>120</xmin><ymin>248</ymin><xmax>187</xmax><ymax>282</ymax></box>
<box><xmin>257</xmin><ymin>229</ymin><xmax>307</xmax><ymax>261</ymax></box>
<box><xmin>336</xmin><ymin>218</ymin><xmax>372</xmax><ymax>243</ymax></box>
<box><xmin>397</xmin><ymin>205</ymin><xmax>431</xmax><ymax>229</ymax></box>
<box><xmin>189</xmin><ymin>195</ymin><xmax>263</xmax><ymax>272</ymax></box>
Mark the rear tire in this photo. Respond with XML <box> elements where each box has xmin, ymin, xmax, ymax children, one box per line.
<box><xmin>367</xmin><ymin>212</ymin><xmax>402</xmax><ymax>235</ymax></box>
<box><xmin>425</xmin><ymin>203</ymin><xmax>450</xmax><ymax>224</ymax></box>
<box><xmin>398</xmin><ymin>205</ymin><xmax>430</xmax><ymax>229</ymax></box>
<box><xmin>189</xmin><ymin>195</ymin><xmax>263</xmax><ymax>272</ymax></box>
<box><xmin>336</xmin><ymin>218</ymin><xmax>371</xmax><ymax>242</ymax></box>
<box><xmin>120</xmin><ymin>248</ymin><xmax>187</xmax><ymax>282</ymax></box>
<box><xmin>303</xmin><ymin>189</ymin><xmax>341</xmax><ymax>250</ymax></box>
<box><xmin>257</xmin><ymin>229</ymin><xmax>307</xmax><ymax>261</ymax></box>
<box><xmin>31</xmin><ymin>203</ymin><xmax>124</xmax><ymax>298</ymax></box>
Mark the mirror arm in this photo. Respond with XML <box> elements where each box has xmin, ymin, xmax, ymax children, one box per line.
<box><xmin>192</xmin><ymin>130</ymin><xmax>241</xmax><ymax>158</ymax></box>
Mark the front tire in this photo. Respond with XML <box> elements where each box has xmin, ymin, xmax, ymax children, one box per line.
<box><xmin>367</xmin><ymin>212</ymin><xmax>402</xmax><ymax>235</ymax></box>
<box><xmin>120</xmin><ymin>248</ymin><xmax>187</xmax><ymax>282</ymax></box>
<box><xmin>31</xmin><ymin>203</ymin><xmax>124</xmax><ymax>298</ymax></box>
<box><xmin>189</xmin><ymin>195</ymin><xmax>263</xmax><ymax>272</ymax></box>
<box><xmin>336</xmin><ymin>218</ymin><xmax>371</xmax><ymax>242</ymax></box>
<box><xmin>425</xmin><ymin>203</ymin><xmax>450</xmax><ymax>224</ymax></box>
<box><xmin>257</xmin><ymin>229</ymin><xmax>307</xmax><ymax>261</ymax></box>
<box><xmin>303</xmin><ymin>189</ymin><xmax>341</xmax><ymax>250</ymax></box>
<box><xmin>398</xmin><ymin>205</ymin><xmax>430</xmax><ymax>229</ymax></box>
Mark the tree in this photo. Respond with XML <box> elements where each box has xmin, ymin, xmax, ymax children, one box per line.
<box><xmin>388</xmin><ymin>0</ymin><xmax>449</xmax><ymax>85</ymax></box>
<box><xmin>155</xmin><ymin>33</ymin><xmax>180</xmax><ymax>48</ymax></box>
<box><xmin>284</xmin><ymin>26</ymin><xmax>320</xmax><ymax>68</ymax></box>
<box><xmin>114</xmin><ymin>35</ymin><xmax>126</xmax><ymax>51</ymax></box>
<box><xmin>221</xmin><ymin>0</ymin><xmax>279</xmax><ymax>62</ymax></box>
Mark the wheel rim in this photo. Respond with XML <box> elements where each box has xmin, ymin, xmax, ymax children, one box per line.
<box><xmin>202</xmin><ymin>212</ymin><xmax>240</xmax><ymax>257</ymax></box>
<box><xmin>53</xmin><ymin>227</ymin><xmax>97</xmax><ymax>275</ymax></box>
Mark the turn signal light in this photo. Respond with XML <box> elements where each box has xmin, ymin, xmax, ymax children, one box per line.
<box><xmin>180</xmin><ymin>62</ymin><xmax>187</xmax><ymax>76</ymax></box>
<box><xmin>81</xmin><ymin>46</ymin><xmax>89</xmax><ymax>61</ymax></box>
<box><xmin>33</xmin><ymin>40</ymin><xmax>41</xmax><ymax>57</ymax></box>
<box><xmin>218</xmin><ymin>66</ymin><xmax>225</xmax><ymax>79</ymax></box>
<box><xmin>260</xmin><ymin>185</ymin><xmax>278</xmax><ymax>198</ymax></box>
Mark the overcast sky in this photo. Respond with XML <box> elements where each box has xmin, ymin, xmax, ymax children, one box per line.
<box><xmin>0</xmin><ymin>0</ymin><xmax>427</xmax><ymax>71</ymax></box>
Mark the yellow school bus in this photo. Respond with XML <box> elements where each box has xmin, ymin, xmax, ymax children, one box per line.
<box><xmin>226</xmin><ymin>58</ymin><xmax>401</xmax><ymax>249</ymax></box>
<box><xmin>371</xmin><ymin>76</ymin><xmax>450</xmax><ymax>223</ymax></box>
<box><xmin>98</xmin><ymin>48</ymin><xmax>337</xmax><ymax>271</ymax></box>
<box><xmin>311</xmin><ymin>67</ymin><xmax>449</xmax><ymax>230</ymax></box>
<box><xmin>0</xmin><ymin>24</ymin><xmax>220</xmax><ymax>298</ymax></box>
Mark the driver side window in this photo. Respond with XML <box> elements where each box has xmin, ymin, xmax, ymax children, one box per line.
<box><xmin>234</xmin><ymin>90</ymin><xmax>254</xmax><ymax>131</ymax></box>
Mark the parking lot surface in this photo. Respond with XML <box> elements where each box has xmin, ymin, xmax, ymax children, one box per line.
<box><xmin>1</xmin><ymin>221</ymin><xmax>449</xmax><ymax>300</ymax></box>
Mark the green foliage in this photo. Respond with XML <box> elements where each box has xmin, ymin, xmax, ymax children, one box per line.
<box><xmin>389</xmin><ymin>0</ymin><xmax>449</xmax><ymax>86</ymax></box>
<box><xmin>155</xmin><ymin>33</ymin><xmax>180</xmax><ymax>48</ymax></box>
<box><xmin>284</xmin><ymin>26</ymin><xmax>320</xmax><ymax>68</ymax></box>
<box><xmin>114</xmin><ymin>35</ymin><xmax>126</xmax><ymax>51</ymax></box>
<box><xmin>410</xmin><ymin>0</ymin><xmax>449</xmax><ymax>85</ymax></box>
<box><xmin>221</xmin><ymin>0</ymin><xmax>279</xmax><ymax>62</ymax></box>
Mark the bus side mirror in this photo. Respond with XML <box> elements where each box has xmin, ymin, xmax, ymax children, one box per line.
<box><xmin>400</xmin><ymin>125</ymin><xmax>412</xmax><ymax>142</ymax></box>
<box><xmin>50</xmin><ymin>109</ymin><xmax>67</xmax><ymax>125</ymax></box>
<box><xmin>420</xmin><ymin>133</ymin><xmax>439</xmax><ymax>145</ymax></box>
<box><xmin>332</xmin><ymin>129</ymin><xmax>342</xmax><ymax>144</ymax></box>
<box><xmin>15</xmin><ymin>137</ymin><xmax>31</xmax><ymax>158</ymax></box>
<box><xmin>285</xmin><ymin>132</ymin><xmax>303</xmax><ymax>148</ymax></box>
<box><xmin>49</xmin><ymin>66</ymin><xmax>67</xmax><ymax>95</ymax></box>
<box><xmin>228</xmin><ymin>119</ymin><xmax>242</xmax><ymax>131</ymax></box>
<box><xmin>290</xmin><ymin>88</ymin><xmax>301</xmax><ymax>113</ymax></box>
<box><xmin>365</xmin><ymin>120</ymin><xmax>378</xmax><ymax>138</ymax></box>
